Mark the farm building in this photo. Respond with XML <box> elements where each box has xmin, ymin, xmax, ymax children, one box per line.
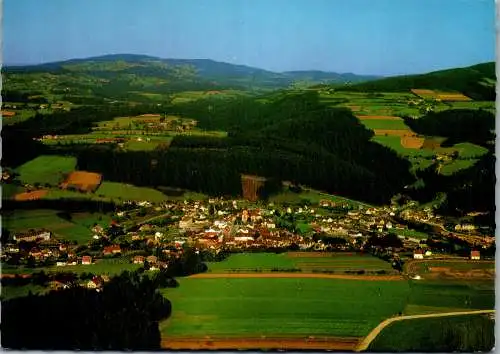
<box><xmin>133</xmin><ymin>255</ymin><xmax>145</xmax><ymax>264</ymax></box>
<box><xmin>470</xmin><ymin>250</ymin><xmax>481</xmax><ymax>260</ymax></box>
<box><xmin>413</xmin><ymin>249</ymin><xmax>424</xmax><ymax>259</ymax></box>
<box><xmin>13</xmin><ymin>229</ymin><xmax>51</xmax><ymax>243</ymax></box>
<box><xmin>103</xmin><ymin>245</ymin><xmax>121</xmax><ymax>256</ymax></box>
<box><xmin>81</xmin><ymin>256</ymin><xmax>93</xmax><ymax>265</ymax></box>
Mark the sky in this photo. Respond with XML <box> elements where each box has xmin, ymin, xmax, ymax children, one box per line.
<box><xmin>2</xmin><ymin>0</ymin><xmax>496</xmax><ymax>76</ymax></box>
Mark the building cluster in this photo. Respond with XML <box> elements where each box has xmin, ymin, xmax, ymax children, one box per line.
<box><xmin>2</xmin><ymin>195</ymin><xmax>492</xmax><ymax>275</ymax></box>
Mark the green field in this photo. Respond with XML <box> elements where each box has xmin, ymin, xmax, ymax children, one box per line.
<box><xmin>15</xmin><ymin>155</ymin><xmax>77</xmax><ymax>185</ymax></box>
<box><xmin>0</xmin><ymin>284</ymin><xmax>48</xmax><ymax>300</ymax></box>
<box><xmin>206</xmin><ymin>253</ymin><xmax>393</xmax><ymax>273</ymax></box>
<box><xmin>2</xmin><ymin>209</ymin><xmax>111</xmax><ymax>244</ymax></box>
<box><xmin>160</xmin><ymin>278</ymin><xmax>410</xmax><ymax>338</ymax></box>
<box><xmin>359</xmin><ymin>119</ymin><xmax>410</xmax><ymax>131</ymax></box>
<box><xmin>269</xmin><ymin>188</ymin><xmax>373</xmax><ymax>208</ymax></box>
<box><xmin>439</xmin><ymin>159</ymin><xmax>479</xmax><ymax>175</ymax></box>
<box><xmin>159</xmin><ymin>275</ymin><xmax>494</xmax><ymax>339</ymax></box>
<box><xmin>392</xmin><ymin>228</ymin><xmax>429</xmax><ymax>240</ymax></box>
<box><xmin>368</xmin><ymin>314</ymin><xmax>494</xmax><ymax>352</ymax></box>
<box><xmin>408</xmin><ymin>261</ymin><xmax>495</xmax><ymax>275</ymax></box>
<box><xmin>405</xmin><ymin>280</ymin><xmax>495</xmax><ymax>313</ymax></box>
<box><xmin>95</xmin><ymin>182</ymin><xmax>168</xmax><ymax>202</ymax></box>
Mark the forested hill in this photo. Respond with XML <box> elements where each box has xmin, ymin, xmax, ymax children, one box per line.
<box><xmin>3</xmin><ymin>54</ymin><xmax>380</xmax><ymax>90</ymax></box>
<box><xmin>337</xmin><ymin>62</ymin><xmax>496</xmax><ymax>100</ymax></box>
<box><xmin>73</xmin><ymin>91</ymin><xmax>414</xmax><ymax>204</ymax></box>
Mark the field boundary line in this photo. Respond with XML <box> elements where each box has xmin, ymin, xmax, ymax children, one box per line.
<box><xmin>187</xmin><ymin>272</ymin><xmax>404</xmax><ymax>281</ymax></box>
<box><xmin>355</xmin><ymin>309</ymin><xmax>495</xmax><ymax>352</ymax></box>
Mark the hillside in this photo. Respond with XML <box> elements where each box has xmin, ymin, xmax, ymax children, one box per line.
<box><xmin>2</xmin><ymin>54</ymin><xmax>380</xmax><ymax>95</ymax></box>
<box><xmin>337</xmin><ymin>62</ymin><xmax>496</xmax><ymax>101</ymax></box>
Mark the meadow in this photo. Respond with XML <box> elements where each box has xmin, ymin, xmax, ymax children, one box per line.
<box><xmin>2</xmin><ymin>209</ymin><xmax>111</xmax><ymax>244</ymax></box>
<box><xmin>368</xmin><ymin>314</ymin><xmax>494</xmax><ymax>352</ymax></box>
<box><xmin>205</xmin><ymin>252</ymin><xmax>393</xmax><ymax>273</ymax></box>
<box><xmin>15</xmin><ymin>155</ymin><xmax>77</xmax><ymax>185</ymax></box>
<box><xmin>160</xmin><ymin>277</ymin><xmax>410</xmax><ymax>338</ymax></box>
<box><xmin>268</xmin><ymin>188</ymin><xmax>373</xmax><ymax>208</ymax></box>
<box><xmin>95</xmin><ymin>181</ymin><xmax>169</xmax><ymax>202</ymax></box>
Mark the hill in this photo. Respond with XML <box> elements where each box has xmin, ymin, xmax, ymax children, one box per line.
<box><xmin>2</xmin><ymin>54</ymin><xmax>380</xmax><ymax>94</ymax></box>
<box><xmin>337</xmin><ymin>62</ymin><xmax>495</xmax><ymax>101</ymax></box>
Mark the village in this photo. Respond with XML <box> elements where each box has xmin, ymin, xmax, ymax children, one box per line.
<box><xmin>2</xmin><ymin>190</ymin><xmax>493</xmax><ymax>290</ymax></box>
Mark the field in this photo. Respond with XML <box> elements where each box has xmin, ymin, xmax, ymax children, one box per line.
<box><xmin>439</xmin><ymin>159</ymin><xmax>479</xmax><ymax>175</ymax></box>
<box><xmin>2</xmin><ymin>209</ymin><xmax>111</xmax><ymax>244</ymax></box>
<box><xmin>406</xmin><ymin>260</ymin><xmax>495</xmax><ymax>280</ymax></box>
<box><xmin>269</xmin><ymin>187</ymin><xmax>374</xmax><ymax>208</ymax></box>
<box><xmin>368</xmin><ymin>314</ymin><xmax>494</xmax><ymax>352</ymax></box>
<box><xmin>95</xmin><ymin>182</ymin><xmax>169</xmax><ymax>202</ymax></box>
<box><xmin>14</xmin><ymin>189</ymin><xmax>48</xmax><ymax>201</ymax></box>
<box><xmin>60</xmin><ymin>171</ymin><xmax>103</xmax><ymax>192</ymax></box>
<box><xmin>160</xmin><ymin>277</ymin><xmax>410</xmax><ymax>339</ymax></box>
<box><xmin>205</xmin><ymin>252</ymin><xmax>394</xmax><ymax>273</ymax></box>
<box><xmin>357</xmin><ymin>118</ymin><xmax>410</xmax><ymax>131</ymax></box>
<box><xmin>15</xmin><ymin>155</ymin><xmax>77</xmax><ymax>185</ymax></box>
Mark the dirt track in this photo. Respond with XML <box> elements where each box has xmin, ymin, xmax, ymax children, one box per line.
<box><xmin>188</xmin><ymin>273</ymin><xmax>404</xmax><ymax>281</ymax></box>
<box><xmin>162</xmin><ymin>336</ymin><xmax>360</xmax><ymax>351</ymax></box>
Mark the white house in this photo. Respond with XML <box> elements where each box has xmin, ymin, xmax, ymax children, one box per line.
<box><xmin>413</xmin><ymin>249</ymin><xmax>424</xmax><ymax>259</ymax></box>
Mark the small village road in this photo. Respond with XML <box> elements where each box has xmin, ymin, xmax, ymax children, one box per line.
<box><xmin>355</xmin><ymin>309</ymin><xmax>495</xmax><ymax>352</ymax></box>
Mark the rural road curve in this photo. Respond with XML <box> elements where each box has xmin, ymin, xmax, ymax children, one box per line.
<box><xmin>355</xmin><ymin>309</ymin><xmax>495</xmax><ymax>352</ymax></box>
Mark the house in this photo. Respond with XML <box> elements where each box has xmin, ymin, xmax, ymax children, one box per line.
<box><xmin>146</xmin><ymin>255</ymin><xmax>158</xmax><ymax>264</ymax></box>
<box><xmin>87</xmin><ymin>276</ymin><xmax>104</xmax><ymax>290</ymax></box>
<box><xmin>470</xmin><ymin>250</ymin><xmax>481</xmax><ymax>260</ymax></box>
<box><xmin>133</xmin><ymin>255</ymin><xmax>145</xmax><ymax>264</ymax></box>
<box><xmin>13</xmin><ymin>229</ymin><xmax>51</xmax><ymax>243</ymax></box>
<box><xmin>103</xmin><ymin>245</ymin><xmax>121</xmax><ymax>256</ymax></box>
<box><xmin>29</xmin><ymin>248</ymin><xmax>43</xmax><ymax>259</ymax></box>
<box><xmin>413</xmin><ymin>249</ymin><xmax>424</xmax><ymax>259</ymax></box>
<box><xmin>81</xmin><ymin>256</ymin><xmax>93</xmax><ymax>265</ymax></box>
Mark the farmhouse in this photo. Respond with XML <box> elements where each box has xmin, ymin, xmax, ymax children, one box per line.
<box><xmin>133</xmin><ymin>255</ymin><xmax>145</xmax><ymax>264</ymax></box>
<box><xmin>470</xmin><ymin>250</ymin><xmax>481</xmax><ymax>260</ymax></box>
<box><xmin>81</xmin><ymin>256</ymin><xmax>93</xmax><ymax>265</ymax></box>
<box><xmin>13</xmin><ymin>229</ymin><xmax>51</xmax><ymax>243</ymax></box>
<box><xmin>413</xmin><ymin>249</ymin><xmax>424</xmax><ymax>259</ymax></box>
<box><xmin>103</xmin><ymin>245</ymin><xmax>121</xmax><ymax>256</ymax></box>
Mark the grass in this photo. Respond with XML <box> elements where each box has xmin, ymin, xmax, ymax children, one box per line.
<box><xmin>409</xmin><ymin>261</ymin><xmax>495</xmax><ymax>275</ymax></box>
<box><xmin>2</xmin><ymin>184</ymin><xmax>24</xmax><ymax>199</ymax></box>
<box><xmin>392</xmin><ymin>228</ymin><xmax>429</xmax><ymax>240</ymax></box>
<box><xmin>2</xmin><ymin>209</ymin><xmax>110</xmax><ymax>244</ymax></box>
<box><xmin>15</xmin><ymin>155</ymin><xmax>77</xmax><ymax>185</ymax></box>
<box><xmin>43</xmin><ymin>259</ymin><xmax>141</xmax><ymax>275</ymax></box>
<box><xmin>160</xmin><ymin>277</ymin><xmax>410</xmax><ymax>338</ymax></box>
<box><xmin>452</xmin><ymin>143</ymin><xmax>488</xmax><ymax>159</ymax></box>
<box><xmin>368</xmin><ymin>314</ymin><xmax>494</xmax><ymax>352</ymax></box>
<box><xmin>205</xmin><ymin>252</ymin><xmax>393</xmax><ymax>273</ymax></box>
<box><xmin>95</xmin><ymin>182</ymin><xmax>168</xmax><ymax>202</ymax></box>
<box><xmin>360</xmin><ymin>119</ymin><xmax>411</xmax><ymax>131</ymax></box>
<box><xmin>405</xmin><ymin>280</ymin><xmax>495</xmax><ymax>312</ymax></box>
<box><xmin>439</xmin><ymin>159</ymin><xmax>479</xmax><ymax>175</ymax></box>
<box><xmin>0</xmin><ymin>284</ymin><xmax>48</xmax><ymax>301</ymax></box>
<box><xmin>269</xmin><ymin>188</ymin><xmax>373</xmax><ymax>208</ymax></box>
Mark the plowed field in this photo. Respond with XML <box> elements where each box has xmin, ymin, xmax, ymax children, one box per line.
<box><xmin>161</xmin><ymin>336</ymin><xmax>360</xmax><ymax>351</ymax></box>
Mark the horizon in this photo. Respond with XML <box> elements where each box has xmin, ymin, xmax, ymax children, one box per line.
<box><xmin>3</xmin><ymin>0</ymin><xmax>496</xmax><ymax>76</ymax></box>
<box><xmin>3</xmin><ymin>52</ymin><xmax>494</xmax><ymax>77</ymax></box>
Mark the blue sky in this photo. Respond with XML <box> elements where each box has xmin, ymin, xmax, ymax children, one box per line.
<box><xmin>3</xmin><ymin>0</ymin><xmax>496</xmax><ymax>75</ymax></box>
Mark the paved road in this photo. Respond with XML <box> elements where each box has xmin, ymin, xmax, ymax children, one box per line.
<box><xmin>355</xmin><ymin>309</ymin><xmax>495</xmax><ymax>352</ymax></box>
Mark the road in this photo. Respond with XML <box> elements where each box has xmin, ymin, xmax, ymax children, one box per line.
<box><xmin>355</xmin><ymin>309</ymin><xmax>495</xmax><ymax>352</ymax></box>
